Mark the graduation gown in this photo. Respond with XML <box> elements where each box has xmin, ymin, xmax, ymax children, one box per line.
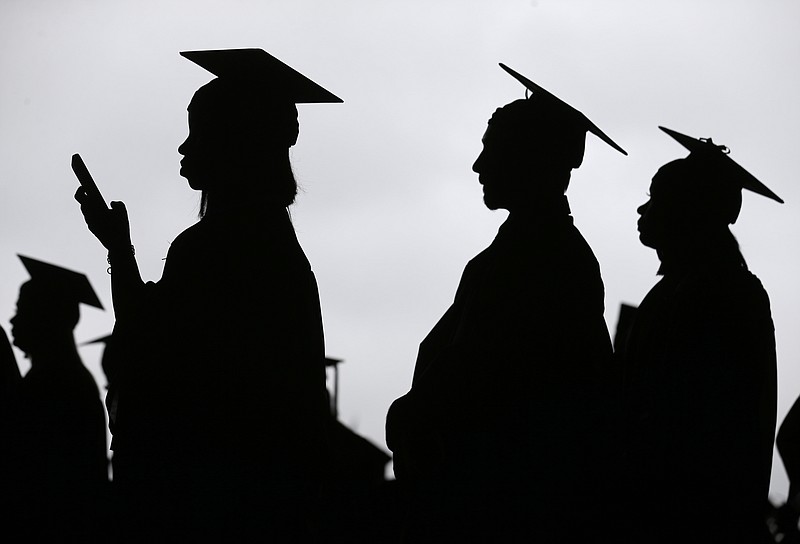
<box><xmin>109</xmin><ymin>206</ymin><xmax>329</xmax><ymax>539</ymax></box>
<box><xmin>621</xmin><ymin>258</ymin><xmax>776</xmax><ymax>543</ymax></box>
<box><xmin>387</xmin><ymin>196</ymin><xmax>614</xmax><ymax>541</ymax></box>
<box><xmin>3</xmin><ymin>356</ymin><xmax>108</xmax><ymax>539</ymax></box>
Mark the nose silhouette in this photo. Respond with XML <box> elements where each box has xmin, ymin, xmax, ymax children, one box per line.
<box><xmin>472</xmin><ymin>152</ymin><xmax>483</xmax><ymax>174</ymax></box>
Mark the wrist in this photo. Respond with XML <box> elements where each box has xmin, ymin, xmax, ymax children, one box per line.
<box><xmin>107</xmin><ymin>244</ymin><xmax>135</xmax><ymax>273</ymax></box>
<box><xmin>108</xmin><ymin>242</ymin><xmax>134</xmax><ymax>253</ymax></box>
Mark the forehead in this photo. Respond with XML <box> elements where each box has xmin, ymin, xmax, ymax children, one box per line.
<box><xmin>15</xmin><ymin>281</ymin><xmax>47</xmax><ymax>310</ymax></box>
<box><xmin>650</xmin><ymin>159</ymin><xmax>690</xmax><ymax>191</ymax></box>
<box><xmin>480</xmin><ymin>121</ymin><xmax>526</xmax><ymax>148</ymax></box>
<box><xmin>649</xmin><ymin>158</ymin><xmax>736</xmax><ymax>203</ymax></box>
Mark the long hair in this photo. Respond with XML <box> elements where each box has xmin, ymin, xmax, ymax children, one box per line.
<box><xmin>198</xmin><ymin>154</ymin><xmax>297</xmax><ymax>219</ymax></box>
<box><xmin>191</xmin><ymin>78</ymin><xmax>300</xmax><ymax>218</ymax></box>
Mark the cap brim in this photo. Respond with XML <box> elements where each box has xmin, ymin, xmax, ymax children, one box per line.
<box><xmin>19</xmin><ymin>255</ymin><xmax>104</xmax><ymax>309</ymax></box>
<box><xmin>181</xmin><ymin>48</ymin><xmax>343</xmax><ymax>104</ymax></box>
<box><xmin>81</xmin><ymin>334</ymin><xmax>113</xmax><ymax>346</ymax></box>
<box><xmin>659</xmin><ymin>126</ymin><xmax>784</xmax><ymax>204</ymax></box>
<box><xmin>325</xmin><ymin>357</ymin><xmax>343</xmax><ymax>367</ymax></box>
<box><xmin>499</xmin><ymin>63</ymin><xmax>627</xmax><ymax>156</ymax></box>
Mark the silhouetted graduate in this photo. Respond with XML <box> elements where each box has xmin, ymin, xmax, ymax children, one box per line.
<box><xmin>2</xmin><ymin>256</ymin><xmax>108</xmax><ymax>540</ymax></box>
<box><xmin>771</xmin><ymin>392</ymin><xmax>800</xmax><ymax>542</ymax></box>
<box><xmin>75</xmin><ymin>48</ymin><xmax>339</xmax><ymax>541</ymax></box>
<box><xmin>318</xmin><ymin>357</ymin><xmax>398</xmax><ymax>543</ymax></box>
<box><xmin>778</xmin><ymin>400</ymin><xmax>800</xmax><ymax>501</ymax></box>
<box><xmin>386</xmin><ymin>64</ymin><xmax>625</xmax><ymax>542</ymax></box>
<box><xmin>621</xmin><ymin>127</ymin><xmax>780</xmax><ymax>543</ymax></box>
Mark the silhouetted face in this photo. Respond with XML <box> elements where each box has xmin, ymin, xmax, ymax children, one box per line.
<box><xmin>10</xmin><ymin>286</ymin><xmax>34</xmax><ymax>354</ymax></box>
<box><xmin>472</xmin><ymin>100</ymin><xmax>584</xmax><ymax>211</ymax></box>
<box><xmin>178</xmin><ymin>79</ymin><xmax>299</xmax><ymax>193</ymax></box>
<box><xmin>472</xmin><ymin>125</ymin><xmax>526</xmax><ymax>211</ymax></box>
<box><xmin>637</xmin><ymin>159</ymin><xmax>742</xmax><ymax>250</ymax></box>
<box><xmin>178</xmin><ymin>106</ymin><xmax>220</xmax><ymax>191</ymax></box>
<box><xmin>637</xmin><ymin>172</ymin><xmax>677</xmax><ymax>250</ymax></box>
<box><xmin>10</xmin><ymin>282</ymin><xmax>79</xmax><ymax>356</ymax></box>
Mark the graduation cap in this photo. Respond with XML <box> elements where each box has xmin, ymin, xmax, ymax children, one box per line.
<box><xmin>81</xmin><ymin>334</ymin><xmax>112</xmax><ymax>346</ymax></box>
<box><xmin>180</xmin><ymin>48</ymin><xmax>343</xmax><ymax>104</ymax></box>
<box><xmin>499</xmin><ymin>63</ymin><xmax>627</xmax><ymax>157</ymax></box>
<box><xmin>659</xmin><ymin>126</ymin><xmax>783</xmax><ymax>204</ymax></box>
<box><xmin>18</xmin><ymin>255</ymin><xmax>103</xmax><ymax>310</ymax></box>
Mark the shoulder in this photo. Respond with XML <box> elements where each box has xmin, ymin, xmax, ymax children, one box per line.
<box><xmin>671</xmin><ymin>267</ymin><xmax>774</xmax><ymax>330</ymax></box>
<box><xmin>167</xmin><ymin>220</ymin><xmax>208</xmax><ymax>254</ymax></box>
<box><xmin>680</xmin><ymin>267</ymin><xmax>770</xmax><ymax>304</ymax></box>
<box><xmin>559</xmin><ymin>223</ymin><xmax>602</xmax><ymax>269</ymax></box>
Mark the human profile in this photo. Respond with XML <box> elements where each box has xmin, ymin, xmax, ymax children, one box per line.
<box><xmin>75</xmin><ymin>48</ymin><xmax>340</xmax><ymax>541</ymax></box>
<box><xmin>621</xmin><ymin>126</ymin><xmax>780</xmax><ymax>543</ymax></box>
<box><xmin>3</xmin><ymin>255</ymin><xmax>108</xmax><ymax>540</ymax></box>
<box><xmin>386</xmin><ymin>63</ymin><xmax>626</xmax><ymax>542</ymax></box>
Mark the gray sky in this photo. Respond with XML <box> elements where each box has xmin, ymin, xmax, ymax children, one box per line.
<box><xmin>2</xmin><ymin>0</ymin><xmax>799</xmax><ymax>499</ymax></box>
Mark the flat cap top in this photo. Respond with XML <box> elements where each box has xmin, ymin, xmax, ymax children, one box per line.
<box><xmin>499</xmin><ymin>63</ymin><xmax>627</xmax><ymax>156</ymax></box>
<box><xmin>181</xmin><ymin>48</ymin><xmax>343</xmax><ymax>104</ymax></box>
<box><xmin>18</xmin><ymin>255</ymin><xmax>103</xmax><ymax>310</ymax></box>
<box><xmin>659</xmin><ymin>126</ymin><xmax>783</xmax><ymax>204</ymax></box>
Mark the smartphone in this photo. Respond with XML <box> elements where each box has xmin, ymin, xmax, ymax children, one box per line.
<box><xmin>71</xmin><ymin>153</ymin><xmax>109</xmax><ymax>210</ymax></box>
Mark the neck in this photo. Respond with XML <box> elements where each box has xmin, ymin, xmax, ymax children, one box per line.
<box><xmin>507</xmin><ymin>193</ymin><xmax>570</xmax><ymax>219</ymax></box>
<box><xmin>202</xmin><ymin>187</ymin><xmax>289</xmax><ymax>219</ymax></box>
<box><xmin>201</xmin><ymin>155</ymin><xmax>295</xmax><ymax>219</ymax></box>
<box><xmin>28</xmin><ymin>330</ymin><xmax>81</xmax><ymax>370</ymax></box>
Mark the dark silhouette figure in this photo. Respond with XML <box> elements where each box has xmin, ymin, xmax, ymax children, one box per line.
<box><xmin>386</xmin><ymin>64</ymin><xmax>626</xmax><ymax>542</ymax></box>
<box><xmin>2</xmin><ymin>256</ymin><xmax>108</xmax><ymax>541</ymax></box>
<box><xmin>75</xmin><ymin>49</ymin><xmax>340</xmax><ymax>541</ymax></box>
<box><xmin>613</xmin><ymin>303</ymin><xmax>638</xmax><ymax>354</ymax></box>
<box><xmin>768</xmin><ymin>396</ymin><xmax>800</xmax><ymax>542</ymax></box>
<box><xmin>778</xmin><ymin>399</ymin><xmax>800</xmax><ymax>502</ymax></box>
<box><xmin>620</xmin><ymin>127</ymin><xmax>780</xmax><ymax>543</ymax></box>
<box><xmin>319</xmin><ymin>357</ymin><xmax>397</xmax><ymax>543</ymax></box>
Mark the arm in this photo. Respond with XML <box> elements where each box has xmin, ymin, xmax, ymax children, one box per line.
<box><xmin>74</xmin><ymin>189</ymin><xmax>144</xmax><ymax>319</ymax></box>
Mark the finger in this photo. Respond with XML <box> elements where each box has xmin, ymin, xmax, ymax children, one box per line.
<box><xmin>110</xmin><ymin>200</ymin><xmax>129</xmax><ymax>220</ymax></box>
<box><xmin>74</xmin><ymin>187</ymin><xmax>87</xmax><ymax>203</ymax></box>
<box><xmin>111</xmin><ymin>200</ymin><xmax>128</xmax><ymax>221</ymax></box>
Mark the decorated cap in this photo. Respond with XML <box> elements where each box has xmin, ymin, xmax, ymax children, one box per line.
<box><xmin>659</xmin><ymin>126</ymin><xmax>783</xmax><ymax>204</ymax></box>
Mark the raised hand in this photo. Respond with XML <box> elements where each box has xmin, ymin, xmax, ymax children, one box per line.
<box><xmin>74</xmin><ymin>189</ymin><xmax>132</xmax><ymax>252</ymax></box>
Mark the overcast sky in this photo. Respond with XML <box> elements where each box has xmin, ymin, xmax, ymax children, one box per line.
<box><xmin>2</xmin><ymin>0</ymin><xmax>799</xmax><ymax>499</ymax></box>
